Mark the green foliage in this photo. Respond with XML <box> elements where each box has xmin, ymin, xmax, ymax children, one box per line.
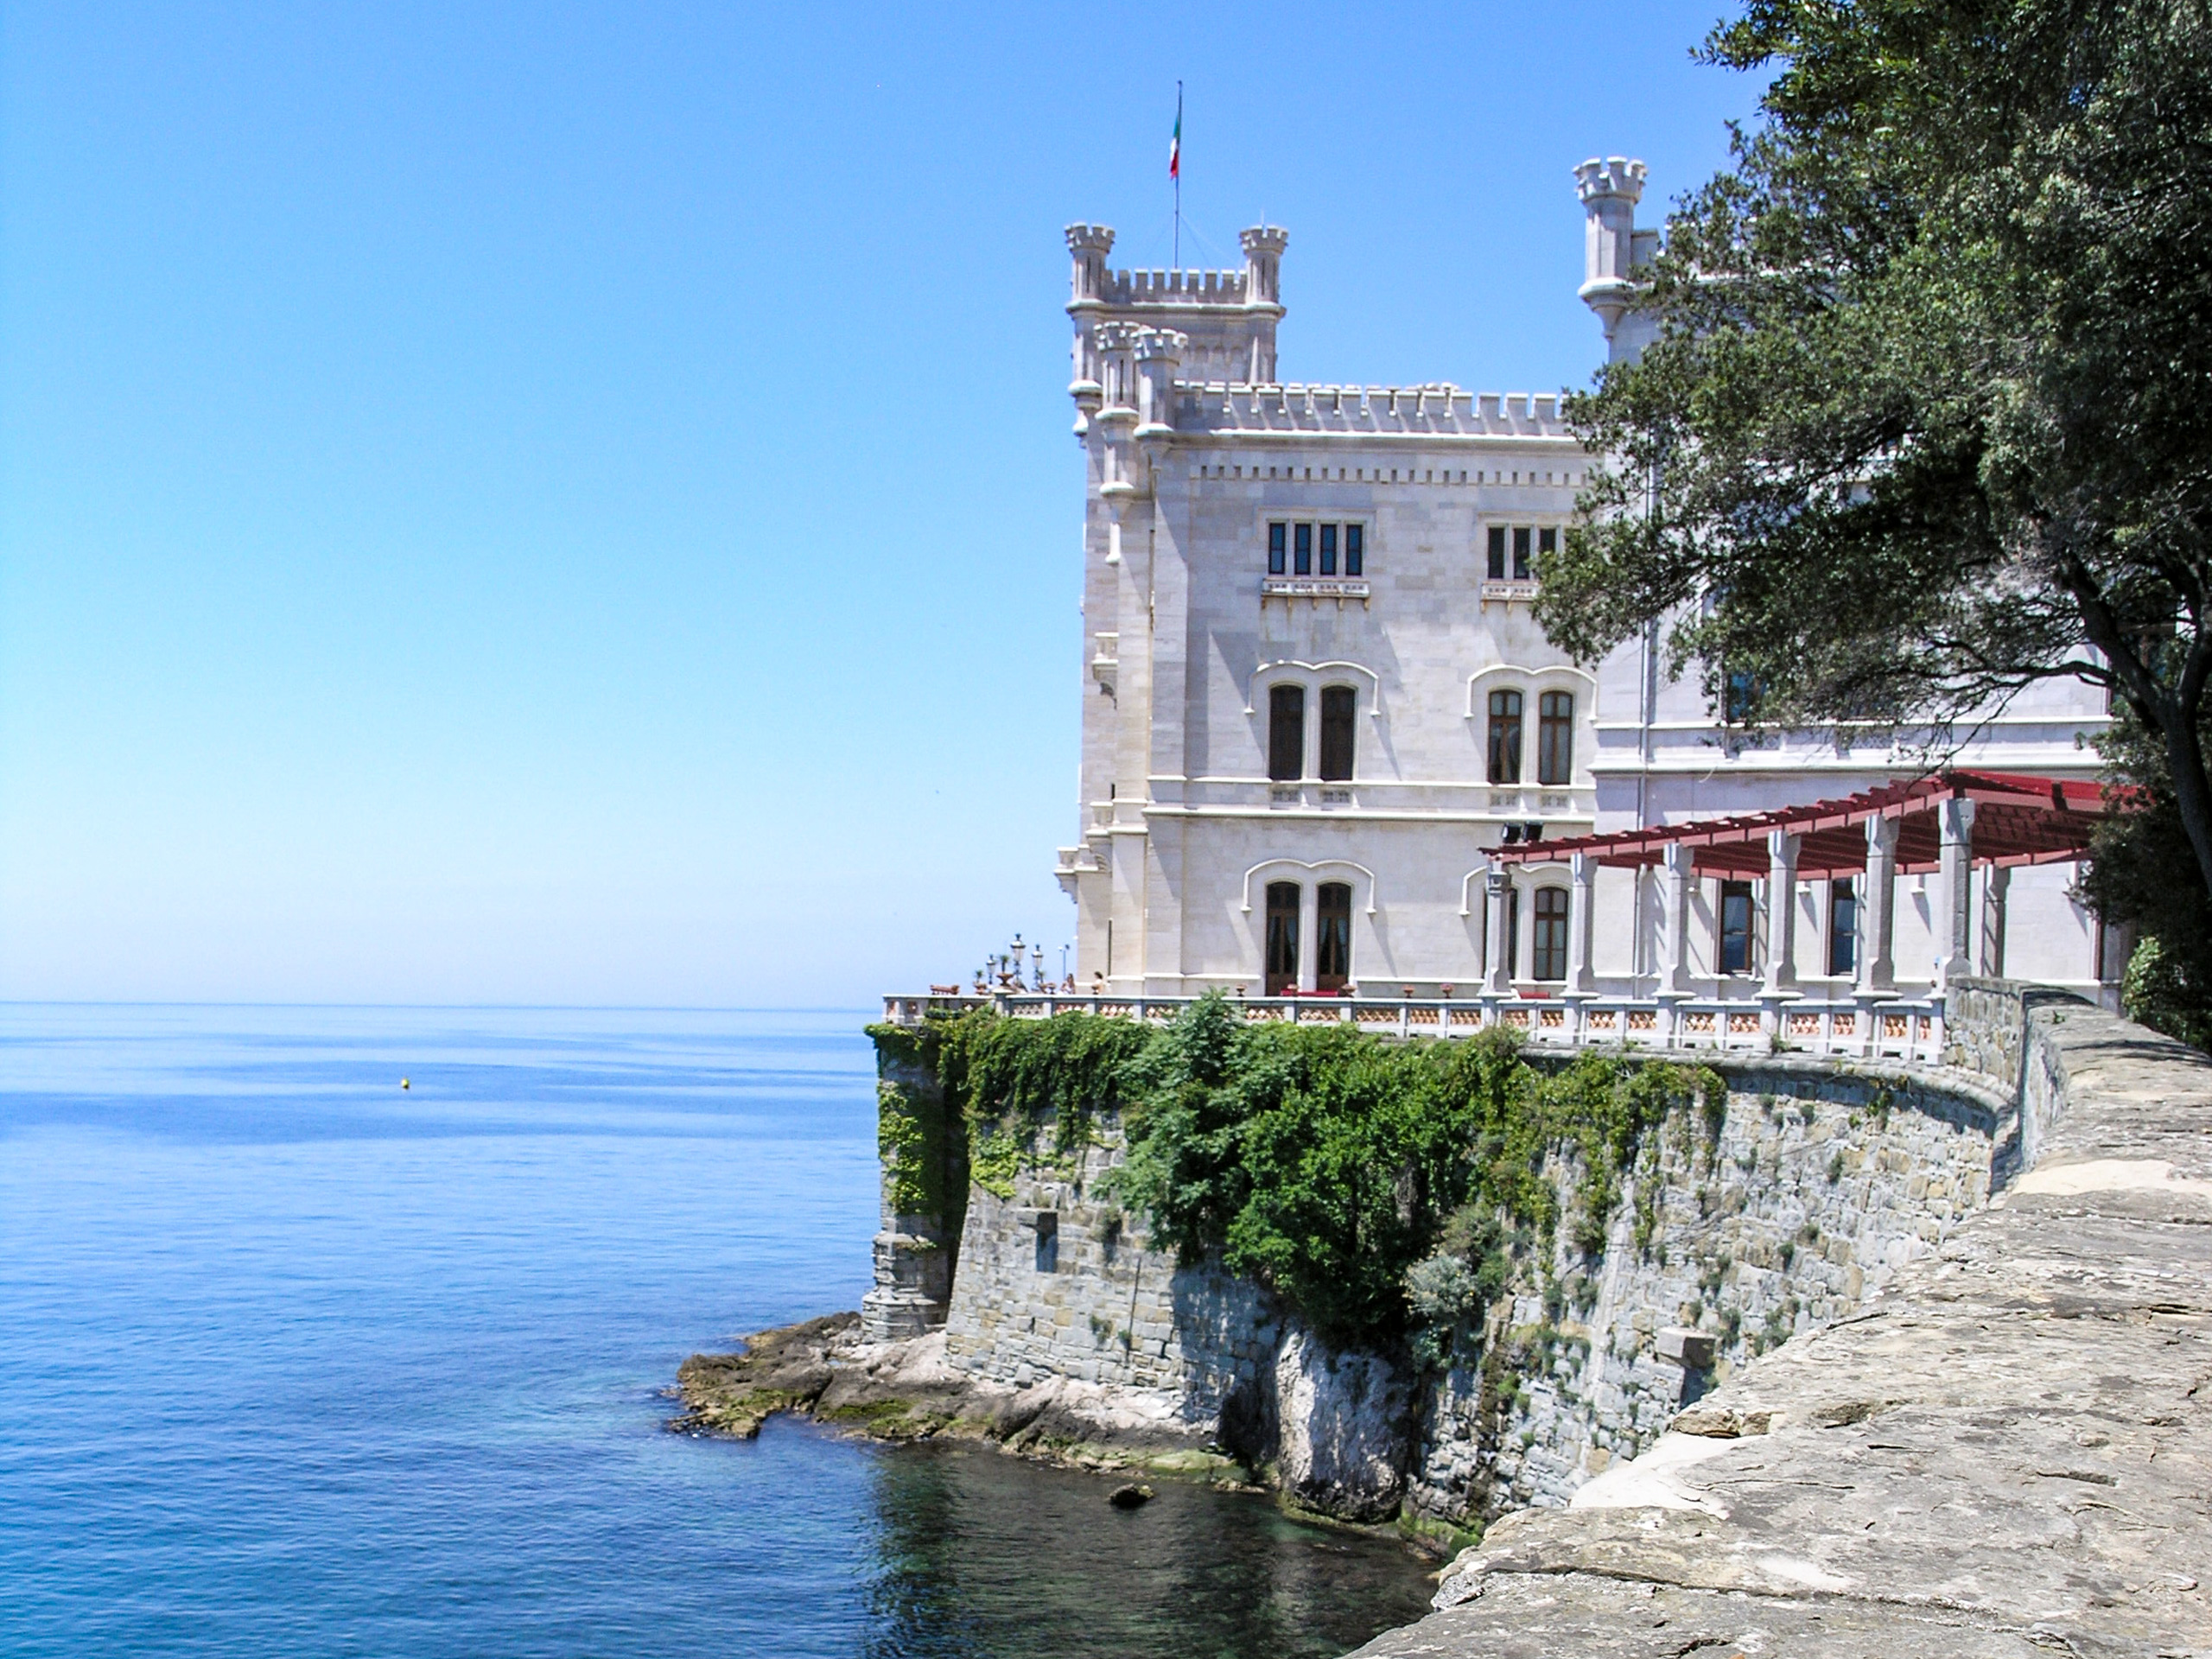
<box><xmin>2120</xmin><ymin>935</ymin><xmax>2212</xmax><ymax>1054</ymax></box>
<box><xmin>1543</xmin><ymin>0</ymin><xmax>2212</xmax><ymax>912</ymax></box>
<box><xmin>880</xmin><ymin>997</ymin><xmax>1727</xmax><ymax>1357</ymax></box>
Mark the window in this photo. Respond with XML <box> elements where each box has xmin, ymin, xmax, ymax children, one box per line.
<box><xmin>1719</xmin><ymin>880</ymin><xmax>1756</xmax><ymax>976</ymax></box>
<box><xmin>1316</xmin><ymin>883</ymin><xmax>1352</xmax><ymax>991</ymax></box>
<box><xmin>1486</xmin><ymin>689</ymin><xmax>1523</xmax><ymax>785</ymax></box>
<box><xmin>1265</xmin><ymin>522</ymin><xmax>1366</xmax><ymax>578</ymax></box>
<box><xmin>1725</xmin><ymin>668</ymin><xmax>1764</xmax><ymax>725</ymax></box>
<box><xmin>1265</xmin><ymin>881</ymin><xmax>1300</xmax><ymax>994</ymax></box>
<box><xmin>1828</xmin><ymin>879</ymin><xmax>1857</xmax><ymax>976</ymax></box>
<box><xmin>1537</xmin><ymin>690</ymin><xmax>1573</xmax><ymax>785</ymax></box>
<box><xmin>1268</xmin><ymin>684</ymin><xmax>1306</xmax><ymax>781</ymax></box>
<box><xmin>1484</xmin><ymin>524</ymin><xmax>1555</xmax><ymax>582</ymax></box>
<box><xmin>1531</xmin><ymin>888</ymin><xmax>1569</xmax><ymax>982</ymax></box>
<box><xmin>1319</xmin><ymin>686</ymin><xmax>1356</xmax><ymax>780</ymax></box>
<box><xmin>1504</xmin><ymin>886</ymin><xmax>1520</xmax><ymax>978</ymax></box>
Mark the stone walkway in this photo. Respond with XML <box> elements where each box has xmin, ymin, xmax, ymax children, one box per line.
<box><xmin>1353</xmin><ymin>1000</ymin><xmax>2212</xmax><ymax>1659</ymax></box>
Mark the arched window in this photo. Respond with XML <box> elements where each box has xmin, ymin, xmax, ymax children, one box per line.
<box><xmin>1316</xmin><ymin>883</ymin><xmax>1352</xmax><ymax>990</ymax></box>
<box><xmin>1319</xmin><ymin>686</ymin><xmax>1356</xmax><ymax>781</ymax></box>
<box><xmin>1486</xmin><ymin>689</ymin><xmax>1523</xmax><ymax>785</ymax></box>
<box><xmin>1268</xmin><ymin>685</ymin><xmax>1306</xmax><ymax>781</ymax></box>
<box><xmin>1531</xmin><ymin>888</ymin><xmax>1570</xmax><ymax>982</ymax></box>
<box><xmin>1264</xmin><ymin>881</ymin><xmax>1300</xmax><ymax>994</ymax></box>
<box><xmin>1537</xmin><ymin>690</ymin><xmax>1574</xmax><ymax>785</ymax></box>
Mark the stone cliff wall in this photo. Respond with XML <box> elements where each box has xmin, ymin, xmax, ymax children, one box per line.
<box><xmin>1422</xmin><ymin>1057</ymin><xmax>2005</xmax><ymax>1520</ymax></box>
<box><xmin>1356</xmin><ymin>991</ymin><xmax>2212</xmax><ymax>1658</ymax></box>
<box><xmin>886</xmin><ymin>1034</ymin><xmax>2015</xmax><ymax>1528</ymax></box>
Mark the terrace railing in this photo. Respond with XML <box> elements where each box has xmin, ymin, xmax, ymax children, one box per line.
<box><xmin>877</xmin><ymin>989</ymin><xmax>1945</xmax><ymax>1064</ymax></box>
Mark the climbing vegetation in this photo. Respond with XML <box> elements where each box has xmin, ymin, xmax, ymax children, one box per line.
<box><xmin>869</xmin><ymin>996</ymin><xmax>1726</xmax><ymax>1357</ymax></box>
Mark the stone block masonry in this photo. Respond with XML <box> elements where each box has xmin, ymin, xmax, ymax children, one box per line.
<box><xmin>1354</xmin><ymin>991</ymin><xmax>2212</xmax><ymax>1658</ymax></box>
<box><xmin>874</xmin><ymin>1014</ymin><xmax>2023</xmax><ymax>1528</ymax></box>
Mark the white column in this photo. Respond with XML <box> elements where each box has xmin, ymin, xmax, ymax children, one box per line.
<box><xmin>1937</xmin><ymin>797</ymin><xmax>1976</xmax><ymax>988</ymax></box>
<box><xmin>1660</xmin><ymin>842</ymin><xmax>1694</xmax><ymax>995</ymax></box>
<box><xmin>1859</xmin><ymin>816</ymin><xmax>1898</xmax><ymax>995</ymax></box>
<box><xmin>1980</xmin><ymin>863</ymin><xmax>2011</xmax><ymax>978</ymax></box>
<box><xmin>1298</xmin><ymin>883</ymin><xmax>1319</xmax><ymax>993</ymax></box>
<box><xmin>1567</xmin><ymin>852</ymin><xmax>1598</xmax><ymax>994</ymax></box>
<box><xmin>1762</xmin><ymin>830</ymin><xmax>1801</xmax><ymax>995</ymax></box>
<box><xmin>1484</xmin><ymin>865</ymin><xmax>1513</xmax><ymax>995</ymax></box>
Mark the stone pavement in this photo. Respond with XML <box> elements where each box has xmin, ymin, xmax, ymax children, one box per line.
<box><xmin>1353</xmin><ymin>999</ymin><xmax>2212</xmax><ymax>1659</ymax></box>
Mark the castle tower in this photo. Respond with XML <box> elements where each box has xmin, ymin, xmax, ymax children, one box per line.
<box><xmin>1061</xmin><ymin>223</ymin><xmax>1288</xmax><ymax>388</ymax></box>
<box><xmin>1573</xmin><ymin>157</ymin><xmax>1655</xmax><ymax>363</ymax></box>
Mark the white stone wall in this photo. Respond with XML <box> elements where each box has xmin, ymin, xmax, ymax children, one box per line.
<box><xmin>1055</xmin><ymin>183</ymin><xmax>2116</xmax><ymax>1005</ymax></box>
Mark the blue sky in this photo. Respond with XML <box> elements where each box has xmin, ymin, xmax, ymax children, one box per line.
<box><xmin>0</xmin><ymin>2</ymin><xmax>1764</xmax><ymax>1006</ymax></box>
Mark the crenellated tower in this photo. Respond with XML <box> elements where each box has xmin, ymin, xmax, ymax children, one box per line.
<box><xmin>1573</xmin><ymin>156</ymin><xmax>1657</xmax><ymax>364</ymax></box>
<box><xmin>1062</xmin><ymin>222</ymin><xmax>1287</xmax><ymax>415</ymax></box>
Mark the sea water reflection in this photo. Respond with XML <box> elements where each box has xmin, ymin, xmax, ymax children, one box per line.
<box><xmin>859</xmin><ymin>1434</ymin><xmax>1435</xmax><ymax>1659</ymax></box>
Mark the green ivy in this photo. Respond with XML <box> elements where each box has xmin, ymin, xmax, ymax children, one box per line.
<box><xmin>871</xmin><ymin>998</ymin><xmax>1727</xmax><ymax>1357</ymax></box>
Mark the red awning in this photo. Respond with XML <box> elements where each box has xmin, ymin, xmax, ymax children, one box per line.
<box><xmin>1491</xmin><ymin>771</ymin><xmax>2119</xmax><ymax>880</ymax></box>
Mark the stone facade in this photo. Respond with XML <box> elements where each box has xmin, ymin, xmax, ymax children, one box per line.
<box><xmin>1055</xmin><ymin>163</ymin><xmax>2116</xmax><ymax>1005</ymax></box>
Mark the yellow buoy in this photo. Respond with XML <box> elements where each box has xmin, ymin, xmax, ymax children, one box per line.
<box><xmin>401</xmin><ymin>1078</ymin><xmax>411</xmax><ymax>1090</ymax></box>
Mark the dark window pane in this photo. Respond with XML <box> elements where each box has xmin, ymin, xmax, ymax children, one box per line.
<box><xmin>1486</xmin><ymin>525</ymin><xmax>1506</xmax><ymax>580</ymax></box>
<box><xmin>1294</xmin><ymin>523</ymin><xmax>1313</xmax><ymax>575</ymax></box>
<box><xmin>1720</xmin><ymin>880</ymin><xmax>1755</xmax><ymax>976</ymax></box>
<box><xmin>1319</xmin><ymin>686</ymin><xmax>1356</xmax><ymax>780</ymax></box>
<box><xmin>1319</xmin><ymin>524</ymin><xmax>1338</xmax><ymax>575</ymax></box>
<box><xmin>1487</xmin><ymin>689</ymin><xmax>1523</xmax><ymax>785</ymax></box>
<box><xmin>1268</xmin><ymin>684</ymin><xmax>1306</xmax><ymax>781</ymax></box>
<box><xmin>1268</xmin><ymin>522</ymin><xmax>1287</xmax><ymax>575</ymax></box>
<box><xmin>1726</xmin><ymin>669</ymin><xmax>1762</xmax><ymax>724</ymax></box>
<box><xmin>1828</xmin><ymin>879</ymin><xmax>1858</xmax><ymax>976</ymax></box>
<box><xmin>1316</xmin><ymin>883</ymin><xmax>1352</xmax><ymax>990</ymax></box>
<box><xmin>1265</xmin><ymin>881</ymin><xmax>1300</xmax><ymax>995</ymax></box>
<box><xmin>1512</xmin><ymin>526</ymin><xmax>1532</xmax><ymax>580</ymax></box>
<box><xmin>1532</xmin><ymin>887</ymin><xmax>1569</xmax><ymax>981</ymax></box>
<box><xmin>1504</xmin><ymin>887</ymin><xmax>1519</xmax><ymax>979</ymax></box>
<box><xmin>1537</xmin><ymin>690</ymin><xmax>1573</xmax><ymax>785</ymax></box>
<box><xmin>1344</xmin><ymin>524</ymin><xmax>1363</xmax><ymax>575</ymax></box>
<box><xmin>1538</xmin><ymin>526</ymin><xmax>1557</xmax><ymax>563</ymax></box>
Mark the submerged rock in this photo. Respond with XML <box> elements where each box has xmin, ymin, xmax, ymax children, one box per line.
<box><xmin>1106</xmin><ymin>1483</ymin><xmax>1154</xmax><ymax>1508</ymax></box>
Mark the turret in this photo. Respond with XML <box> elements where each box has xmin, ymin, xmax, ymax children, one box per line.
<box><xmin>1239</xmin><ymin>226</ymin><xmax>1287</xmax><ymax>382</ymax></box>
<box><xmin>1574</xmin><ymin>157</ymin><xmax>1650</xmax><ymax>362</ymax></box>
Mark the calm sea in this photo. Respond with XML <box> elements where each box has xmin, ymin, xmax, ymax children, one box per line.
<box><xmin>0</xmin><ymin>1005</ymin><xmax>1433</xmax><ymax>1658</ymax></box>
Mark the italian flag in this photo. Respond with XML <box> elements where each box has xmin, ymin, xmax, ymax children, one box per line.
<box><xmin>1168</xmin><ymin>95</ymin><xmax>1181</xmax><ymax>180</ymax></box>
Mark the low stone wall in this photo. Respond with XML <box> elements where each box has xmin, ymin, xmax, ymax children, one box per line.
<box><xmin>1356</xmin><ymin>996</ymin><xmax>2212</xmax><ymax>1657</ymax></box>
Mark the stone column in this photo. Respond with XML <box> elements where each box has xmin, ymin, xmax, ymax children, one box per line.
<box><xmin>1484</xmin><ymin>863</ymin><xmax>1514</xmax><ymax>995</ymax></box>
<box><xmin>1762</xmin><ymin>830</ymin><xmax>1801</xmax><ymax>995</ymax></box>
<box><xmin>1859</xmin><ymin>816</ymin><xmax>1899</xmax><ymax>996</ymax></box>
<box><xmin>1299</xmin><ymin>882</ymin><xmax>1319</xmax><ymax>994</ymax></box>
<box><xmin>1567</xmin><ymin>851</ymin><xmax>1598</xmax><ymax>995</ymax></box>
<box><xmin>1937</xmin><ymin>797</ymin><xmax>1977</xmax><ymax>988</ymax></box>
<box><xmin>1980</xmin><ymin>863</ymin><xmax>2011</xmax><ymax>978</ymax></box>
<box><xmin>1660</xmin><ymin>842</ymin><xmax>1694</xmax><ymax>995</ymax></box>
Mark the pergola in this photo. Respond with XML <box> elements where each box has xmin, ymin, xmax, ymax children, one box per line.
<box><xmin>1484</xmin><ymin>772</ymin><xmax>2119</xmax><ymax>999</ymax></box>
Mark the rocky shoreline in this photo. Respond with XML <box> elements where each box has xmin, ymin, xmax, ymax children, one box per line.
<box><xmin>668</xmin><ymin>1311</ymin><xmax>1259</xmax><ymax>1491</ymax></box>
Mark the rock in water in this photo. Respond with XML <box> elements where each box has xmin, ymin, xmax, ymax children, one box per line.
<box><xmin>1106</xmin><ymin>1483</ymin><xmax>1154</xmax><ymax>1509</ymax></box>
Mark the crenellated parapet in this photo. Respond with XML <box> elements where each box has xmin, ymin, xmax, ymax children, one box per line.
<box><xmin>1176</xmin><ymin>384</ymin><xmax>1574</xmax><ymax>441</ymax></box>
<box><xmin>1065</xmin><ymin>221</ymin><xmax>1287</xmax><ymax>406</ymax></box>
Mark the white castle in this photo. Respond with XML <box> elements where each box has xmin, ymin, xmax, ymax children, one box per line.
<box><xmin>1052</xmin><ymin>158</ymin><xmax>2120</xmax><ymax>1008</ymax></box>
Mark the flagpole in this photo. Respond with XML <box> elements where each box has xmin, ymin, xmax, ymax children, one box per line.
<box><xmin>1173</xmin><ymin>81</ymin><xmax>1183</xmax><ymax>270</ymax></box>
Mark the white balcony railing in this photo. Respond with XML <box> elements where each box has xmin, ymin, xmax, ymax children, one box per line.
<box><xmin>877</xmin><ymin>989</ymin><xmax>1945</xmax><ymax>1064</ymax></box>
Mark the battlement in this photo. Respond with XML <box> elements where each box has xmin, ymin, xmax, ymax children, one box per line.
<box><xmin>1173</xmin><ymin>383</ymin><xmax>1574</xmax><ymax>441</ymax></box>
<box><xmin>1097</xmin><ymin>266</ymin><xmax>1252</xmax><ymax>307</ymax></box>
